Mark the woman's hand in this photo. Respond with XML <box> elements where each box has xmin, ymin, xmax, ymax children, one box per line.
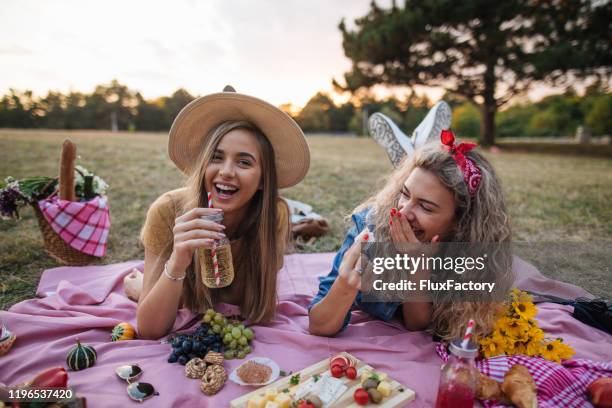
<box><xmin>337</xmin><ymin>229</ymin><xmax>369</xmax><ymax>292</ymax></box>
<box><xmin>390</xmin><ymin>211</ymin><xmax>439</xmax><ymax>255</ymax></box>
<box><xmin>168</xmin><ymin>208</ymin><xmax>226</xmax><ymax>273</ymax></box>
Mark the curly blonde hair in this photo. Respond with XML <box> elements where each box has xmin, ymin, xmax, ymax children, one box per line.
<box><xmin>355</xmin><ymin>142</ymin><xmax>513</xmax><ymax>341</ymax></box>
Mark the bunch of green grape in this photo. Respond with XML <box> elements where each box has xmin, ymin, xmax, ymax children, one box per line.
<box><xmin>202</xmin><ymin>308</ymin><xmax>255</xmax><ymax>360</ymax></box>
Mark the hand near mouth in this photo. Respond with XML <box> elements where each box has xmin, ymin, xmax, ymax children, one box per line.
<box><xmin>389</xmin><ymin>209</ymin><xmax>439</xmax><ymax>257</ymax></box>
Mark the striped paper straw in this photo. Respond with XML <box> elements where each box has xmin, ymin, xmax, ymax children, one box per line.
<box><xmin>462</xmin><ymin>319</ymin><xmax>475</xmax><ymax>348</ymax></box>
<box><xmin>207</xmin><ymin>193</ymin><xmax>220</xmax><ymax>286</ymax></box>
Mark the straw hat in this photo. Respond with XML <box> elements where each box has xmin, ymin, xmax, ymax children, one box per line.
<box><xmin>168</xmin><ymin>86</ymin><xmax>310</xmax><ymax>189</ymax></box>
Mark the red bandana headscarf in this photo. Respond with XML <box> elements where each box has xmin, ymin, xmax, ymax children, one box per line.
<box><xmin>440</xmin><ymin>129</ymin><xmax>481</xmax><ymax>196</ymax></box>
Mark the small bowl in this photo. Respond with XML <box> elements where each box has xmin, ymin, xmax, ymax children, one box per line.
<box><xmin>229</xmin><ymin>357</ymin><xmax>280</xmax><ymax>387</ymax></box>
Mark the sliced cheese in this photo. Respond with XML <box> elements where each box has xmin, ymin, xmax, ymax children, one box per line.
<box><xmin>247</xmin><ymin>395</ymin><xmax>267</xmax><ymax>408</ymax></box>
<box><xmin>273</xmin><ymin>393</ymin><xmax>291</xmax><ymax>408</ymax></box>
<box><xmin>264</xmin><ymin>388</ymin><xmax>278</xmax><ymax>402</ymax></box>
<box><xmin>377</xmin><ymin>381</ymin><xmax>392</xmax><ymax>398</ymax></box>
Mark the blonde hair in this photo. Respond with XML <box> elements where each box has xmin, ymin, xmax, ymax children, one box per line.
<box><xmin>355</xmin><ymin>142</ymin><xmax>513</xmax><ymax>341</ymax></box>
<box><xmin>153</xmin><ymin>120</ymin><xmax>287</xmax><ymax>323</ymax></box>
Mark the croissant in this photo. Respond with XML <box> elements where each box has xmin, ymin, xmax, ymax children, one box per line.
<box><xmin>477</xmin><ymin>372</ymin><xmax>503</xmax><ymax>400</ymax></box>
<box><xmin>501</xmin><ymin>364</ymin><xmax>538</xmax><ymax>408</ymax></box>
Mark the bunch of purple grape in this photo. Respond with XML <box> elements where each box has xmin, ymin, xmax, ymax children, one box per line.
<box><xmin>167</xmin><ymin>323</ymin><xmax>222</xmax><ymax>365</ymax></box>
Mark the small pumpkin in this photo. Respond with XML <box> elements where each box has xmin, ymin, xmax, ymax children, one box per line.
<box><xmin>66</xmin><ymin>339</ymin><xmax>97</xmax><ymax>371</ymax></box>
<box><xmin>111</xmin><ymin>322</ymin><xmax>136</xmax><ymax>342</ymax></box>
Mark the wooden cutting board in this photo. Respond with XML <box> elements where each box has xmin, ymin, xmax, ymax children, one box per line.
<box><xmin>230</xmin><ymin>352</ymin><xmax>416</xmax><ymax>407</ymax></box>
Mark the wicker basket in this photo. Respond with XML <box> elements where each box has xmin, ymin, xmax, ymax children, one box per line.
<box><xmin>31</xmin><ymin>203</ymin><xmax>97</xmax><ymax>266</ymax></box>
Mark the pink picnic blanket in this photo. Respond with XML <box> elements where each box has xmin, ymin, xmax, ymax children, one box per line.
<box><xmin>1</xmin><ymin>254</ymin><xmax>611</xmax><ymax>408</ymax></box>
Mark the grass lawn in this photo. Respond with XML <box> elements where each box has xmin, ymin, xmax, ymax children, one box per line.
<box><xmin>1</xmin><ymin>129</ymin><xmax>611</xmax><ymax>309</ymax></box>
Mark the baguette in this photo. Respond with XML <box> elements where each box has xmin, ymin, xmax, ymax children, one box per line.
<box><xmin>59</xmin><ymin>139</ymin><xmax>77</xmax><ymax>201</ymax></box>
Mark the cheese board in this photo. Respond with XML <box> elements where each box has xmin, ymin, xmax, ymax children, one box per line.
<box><xmin>229</xmin><ymin>352</ymin><xmax>415</xmax><ymax>407</ymax></box>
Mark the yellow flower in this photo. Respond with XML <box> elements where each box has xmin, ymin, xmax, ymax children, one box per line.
<box><xmin>512</xmin><ymin>301</ymin><xmax>537</xmax><ymax>321</ymax></box>
<box><xmin>525</xmin><ymin>338</ymin><xmax>542</xmax><ymax>356</ymax></box>
<box><xmin>514</xmin><ymin>341</ymin><xmax>527</xmax><ymax>355</ymax></box>
<box><xmin>480</xmin><ymin>289</ymin><xmax>574</xmax><ymax>361</ymax></box>
<box><xmin>510</xmin><ymin>288</ymin><xmax>533</xmax><ymax>303</ymax></box>
<box><xmin>539</xmin><ymin>339</ymin><xmax>576</xmax><ymax>363</ymax></box>
<box><xmin>480</xmin><ymin>330</ymin><xmax>507</xmax><ymax>358</ymax></box>
<box><xmin>555</xmin><ymin>340</ymin><xmax>576</xmax><ymax>360</ymax></box>
<box><xmin>527</xmin><ymin>327</ymin><xmax>545</xmax><ymax>343</ymax></box>
<box><xmin>498</xmin><ymin>316</ymin><xmax>530</xmax><ymax>342</ymax></box>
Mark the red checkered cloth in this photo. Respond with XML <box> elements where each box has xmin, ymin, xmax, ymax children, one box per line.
<box><xmin>38</xmin><ymin>195</ymin><xmax>110</xmax><ymax>257</ymax></box>
<box><xmin>435</xmin><ymin>343</ymin><xmax>611</xmax><ymax>407</ymax></box>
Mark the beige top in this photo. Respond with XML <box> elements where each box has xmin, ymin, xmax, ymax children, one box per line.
<box><xmin>141</xmin><ymin>187</ymin><xmax>290</xmax><ymax>256</ymax></box>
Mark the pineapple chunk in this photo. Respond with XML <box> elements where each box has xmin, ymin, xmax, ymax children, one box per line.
<box><xmin>273</xmin><ymin>393</ymin><xmax>291</xmax><ymax>408</ymax></box>
<box><xmin>247</xmin><ymin>395</ymin><xmax>267</xmax><ymax>408</ymax></box>
<box><xmin>264</xmin><ymin>402</ymin><xmax>280</xmax><ymax>408</ymax></box>
<box><xmin>377</xmin><ymin>372</ymin><xmax>388</xmax><ymax>382</ymax></box>
<box><xmin>264</xmin><ymin>388</ymin><xmax>278</xmax><ymax>402</ymax></box>
<box><xmin>377</xmin><ymin>381</ymin><xmax>392</xmax><ymax>398</ymax></box>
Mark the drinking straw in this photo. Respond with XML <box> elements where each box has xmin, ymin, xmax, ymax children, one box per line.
<box><xmin>207</xmin><ymin>193</ymin><xmax>220</xmax><ymax>286</ymax></box>
<box><xmin>462</xmin><ymin>319</ymin><xmax>475</xmax><ymax>348</ymax></box>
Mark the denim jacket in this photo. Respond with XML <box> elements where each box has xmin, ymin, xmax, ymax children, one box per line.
<box><xmin>308</xmin><ymin>208</ymin><xmax>401</xmax><ymax>332</ymax></box>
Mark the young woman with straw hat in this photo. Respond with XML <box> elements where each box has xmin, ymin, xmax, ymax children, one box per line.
<box><xmin>137</xmin><ymin>86</ymin><xmax>310</xmax><ymax>339</ymax></box>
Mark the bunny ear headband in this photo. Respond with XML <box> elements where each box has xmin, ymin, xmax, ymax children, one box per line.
<box><xmin>440</xmin><ymin>130</ymin><xmax>481</xmax><ymax>196</ymax></box>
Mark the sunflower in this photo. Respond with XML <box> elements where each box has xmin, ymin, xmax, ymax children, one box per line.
<box><xmin>513</xmin><ymin>341</ymin><xmax>527</xmax><ymax>355</ymax></box>
<box><xmin>525</xmin><ymin>334</ymin><xmax>543</xmax><ymax>356</ymax></box>
<box><xmin>510</xmin><ymin>288</ymin><xmax>533</xmax><ymax>303</ymax></box>
<box><xmin>506</xmin><ymin>317</ymin><xmax>531</xmax><ymax>342</ymax></box>
<box><xmin>555</xmin><ymin>339</ymin><xmax>576</xmax><ymax>361</ymax></box>
<box><xmin>539</xmin><ymin>339</ymin><xmax>575</xmax><ymax>363</ymax></box>
<box><xmin>480</xmin><ymin>330</ymin><xmax>507</xmax><ymax>358</ymax></box>
<box><xmin>512</xmin><ymin>300</ymin><xmax>537</xmax><ymax>321</ymax></box>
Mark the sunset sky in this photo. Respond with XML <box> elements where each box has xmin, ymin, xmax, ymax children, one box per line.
<box><xmin>1</xmin><ymin>0</ymin><xmax>556</xmax><ymax>109</ymax></box>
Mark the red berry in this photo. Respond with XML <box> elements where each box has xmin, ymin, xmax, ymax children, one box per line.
<box><xmin>345</xmin><ymin>366</ymin><xmax>357</xmax><ymax>379</ymax></box>
<box><xmin>331</xmin><ymin>364</ymin><xmax>344</xmax><ymax>378</ymax></box>
<box><xmin>354</xmin><ymin>388</ymin><xmax>370</xmax><ymax>405</ymax></box>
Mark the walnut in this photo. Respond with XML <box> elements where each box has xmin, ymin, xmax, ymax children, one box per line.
<box><xmin>204</xmin><ymin>351</ymin><xmax>224</xmax><ymax>366</ymax></box>
<box><xmin>200</xmin><ymin>364</ymin><xmax>227</xmax><ymax>395</ymax></box>
<box><xmin>185</xmin><ymin>358</ymin><xmax>207</xmax><ymax>379</ymax></box>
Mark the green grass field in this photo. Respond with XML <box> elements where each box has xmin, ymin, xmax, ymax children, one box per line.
<box><xmin>1</xmin><ymin>129</ymin><xmax>611</xmax><ymax>309</ymax></box>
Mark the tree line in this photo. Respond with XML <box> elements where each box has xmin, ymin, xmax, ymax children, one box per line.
<box><xmin>292</xmin><ymin>84</ymin><xmax>611</xmax><ymax>139</ymax></box>
<box><xmin>1</xmin><ymin>79</ymin><xmax>610</xmax><ymax>140</ymax></box>
<box><xmin>0</xmin><ymin>80</ymin><xmax>194</xmax><ymax>131</ymax></box>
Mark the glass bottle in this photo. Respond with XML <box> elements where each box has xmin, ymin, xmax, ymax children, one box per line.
<box><xmin>435</xmin><ymin>339</ymin><xmax>479</xmax><ymax>408</ymax></box>
<box><xmin>198</xmin><ymin>213</ymin><xmax>234</xmax><ymax>288</ymax></box>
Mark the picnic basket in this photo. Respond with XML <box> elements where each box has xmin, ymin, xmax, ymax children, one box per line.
<box><xmin>31</xmin><ymin>201</ymin><xmax>97</xmax><ymax>266</ymax></box>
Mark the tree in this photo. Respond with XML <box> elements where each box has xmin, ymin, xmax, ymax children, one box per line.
<box><xmin>453</xmin><ymin>102</ymin><xmax>480</xmax><ymax>139</ymax></box>
<box><xmin>586</xmin><ymin>94</ymin><xmax>612</xmax><ymax>135</ymax></box>
<box><xmin>337</xmin><ymin>0</ymin><xmax>612</xmax><ymax>145</ymax></box>
<box><xmin>296</xmin><ymin>92</ymin><xmax>335</xmax><ymax>132</ymax></box>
